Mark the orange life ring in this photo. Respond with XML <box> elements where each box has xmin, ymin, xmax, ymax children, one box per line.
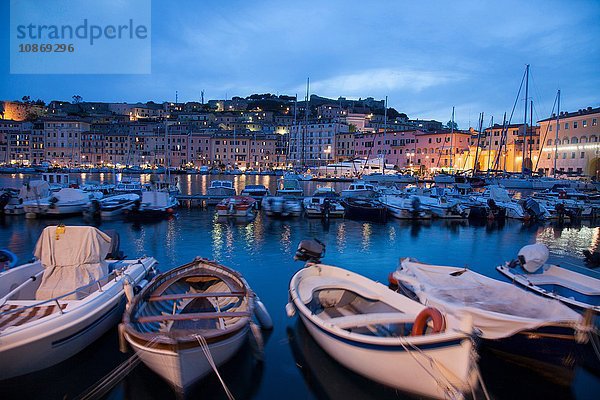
<box><xmin>388</xmin><ymin>271</ymin><xmax>399</xmax><ymax>286</ymax></box>
<box><xmin>411</xmin><ymin>307</ymin><xmax>446</xmax><ymax>336</ymax></box>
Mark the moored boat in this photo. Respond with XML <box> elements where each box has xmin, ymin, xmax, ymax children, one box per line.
<box><xmin>390</xmin><ymin>257</ymin><xmax>589</xmax><ymax>373</ymax></box>
<box><xmin>497</xmin><ymin>243</ymin><xmax>600</xmax><ymax>313</ymax></box>
<box><xmin>124</xmin><ymin>191</ymin><xmax>178</xmax><ymax>221</ymax></box>
<box><xmin>216</xmin><ymin>196</ymin><xmax>257</xmax><ymax>217</ymax></box>
<box><xmin>262</xmin><ymin>196</ymin><xmax>302</xmax><ymax>218</ymax></box>
<box><xmin>287</xmin><ymin>240</ymin><xmax>478</xmax><ymax>399</ymax></box>
<box><xmin>22</xmin><ymin>187</ymin><xmax>97</xmax><ymax>218</ymax></box>
<box><xmin>341</xmin><ymin>197</ymin><xmax>387</xmax><ymax>221</ymax></box>
<box><xmin>121</xmin><ymin>258</ymin><xmax>271</xmax><ymax>392</ymax></box>
<box><xmin>206</xmin><ymin>180</ymin><xmax>236</xmax><ymax>205</ymax></box>
<box><xmin>303</xmin><ymin>187</ymin><xmax>345</xmax><ymax>218</ymax></box>
<box><xmin>96</xmin><ymin>193</ymin><xmax>141</xmax><ymax>218</ymax></box>
<box><xmin>0</xmin><ymin>226</ymin><xmax>158</xmax><ymax>379</ymax></box>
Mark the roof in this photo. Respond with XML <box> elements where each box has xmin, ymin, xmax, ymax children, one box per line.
<box><xmin>538</xmin><ymin>106</ymin><xmax>600</xmax><ymax>123</ymax></box>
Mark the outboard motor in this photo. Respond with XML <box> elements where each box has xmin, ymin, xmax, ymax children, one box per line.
<box><xmin>411</xmin><ymin>196</ymin><xmax>421</xmax><ymax>217</ymax></box>
<box><xmin>508</xmin><ymin>243</ymin><xmax>549</xmax><ymax>273</ymax></box>
<box><xmin>522</xmin><ymin>198</ymin><xmax>545</xmax><ymax>220</ymax></box>
<box><xmin>104</xmin><ymin>229</ymin><xmax>125</xmax><ymax>260</ymax></box>
<box><xmin>294</xmin><ymin>239</ymin><xmax>326</xmax><ymax>262</ymax></box>
<box><xmin>0</xmin><ymin>192</ymin><xmax>10</xmax><ymax>210</ymax></box>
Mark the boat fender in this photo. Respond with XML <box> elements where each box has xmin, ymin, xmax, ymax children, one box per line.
<box><xmin>134</xmin><ymin>279</ymin><xmax>149</xmax><ymax>295</ymax></box>
<box><xmin>118</xmin><ymin>323</ymin><xmax>129</xmax><ymax>353</ymax></box>
<box><xmin>254</xmin><ymin>298</ymin><xmax>274</xmax><ymax>330</ymax></box>
<box><xmin>123</xmin><ymin>278</ymin><xmax>134</xmax><ymax>307</ymax></box>
<box><xmin>411</xmin><ymin>307</ymin><xmax>446</xmax><ymax>336</ymax></box>
<box><xmin>249</xmin><ymin>321</ymin><xmax>265</xmax><ymax>362</ymax></box>
<box><xmin>285</xmin><ymin>302</ymin><xmax>296</xmax><ymax>318</ymax></box>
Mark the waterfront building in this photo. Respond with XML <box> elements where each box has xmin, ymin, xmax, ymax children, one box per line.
<box><xmin>334</xmin><ymin>132</ymin><xmax>355</xmax><ymax>161</ymax></box>
<box><xmin>0</xmin><ymin>120</ymin><xmax>22</xmax><ymax>164</ymax></box>
<box><xmin>43</xmin><ymin>120</ymin><xmax>89</xmax><ymax>167</ymax></box>
<box><xmin>537</xmin><ymin>107</ymin><xmax>600</xmax><ymax>177</ymax></box>
<box><xmin>209</xmin><ymin>131</ymin><xmax>283</xmax><ymax>170</ymax></box>
<box><xmin>289</xmin><ymin>122</ymin><xmax>349</xmax><ymax>167</ymax></box>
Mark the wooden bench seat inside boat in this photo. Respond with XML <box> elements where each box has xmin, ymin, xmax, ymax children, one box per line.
<box><xmin>152</xmin><ymin>273</ymin><xmax>243</xmax><ymax>297</ymax></box>
<box><xmin>298</xmin><ymin>276</ymin><xmax>380</xmax><ymax>303</ymax></box>
<box><xmin>137</xmin><ymin>311</ymin><xmax>251</xmax><ymax>324</ymax></box>
<box><xmin>148</xmin><ymin>291</ymin><xmax>246</xmax><ymax>302</ymax></box>
<box><xmin>325</xmin><ymin>312</ymin><xmax>413</xmax><ymax>329</ymax></box>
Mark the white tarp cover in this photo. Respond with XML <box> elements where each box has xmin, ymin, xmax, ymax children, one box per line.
<box><xmin>53</xmin><ymin>188</ymin><xmax>89</xmax><ymax>204</ymax></box>
<box><xmin>518</xmin><ymin>243</ymin><xmax>550</xmax><ymax>273</ymax></box>
<box><xmin>396</xmin><ymin>259</ymin><xmax>582</xmax><ymax>339</ymax></box>
<box><xmin>35</xmin><ymin>226</ymin><xmax>111</xmax><ymax>300</ymax></box>
<box><xmin>488</xmin><ymin>186</ymin><xmax>512</xmax><ymax>203</ymax></box>
<box><xmin>19</xmin><ymin>180</ymin><xmax>50</xmax><ymax>201</ymax></box>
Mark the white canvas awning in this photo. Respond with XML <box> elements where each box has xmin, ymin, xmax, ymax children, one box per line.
<box><xmin>35</xmin><ymin>226</ymin><xmax>111</xmax><ymax>300</ymax></box>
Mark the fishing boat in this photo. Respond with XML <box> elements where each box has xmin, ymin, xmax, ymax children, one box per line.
<box><xmin>95</xmin><ymin>193</ymin><xmax>140</xmax><ymax>218</ymax></box>
<box><xmin>303</xmin><ymin>187</ymin><xmax>345</xmax><ymax>218</ymax></box>
<box><xmin>390</xmin><ymin>258</ymin><xmax>588</xmax><ymax>372</ymax></box>
<box><xmin>340</xmin><ymin>181</ymin><xmax>376</xmax><ymax>198</ymax></box>
<box><xmin>125</xmin><ymin>191</ymin><xmax>178</xmax><ymax>220</ymax></box>
<box><xmin>287</xmin><ymin>240</ymin><xmax>478</xmax><ymax>400</ymax></box>
<box><xmin>121</xmin><ymin>258</ymin><xmax>272</xmax><ymax>393</ymax></box>
<box><xmin>0</xmin><ymin>226</ymin><xmax>158</xmax><ymax>379</ymax></box>
<box><xmin>22</xmin><ymin>187</ymin><xmax>98</xmax><ymax>217</ymax></box>
<box><xmin>216</xmin><ymin>196</ymin><xmax>257</xmax><ymax>217</ymax></box>
<box><xmin>114</xmin><ymin>177</ymin><xmax>149</xmax><ymax>194</ymax></box>
<box><xmin>497</xmin><ymin>243</ymin><xmax>600</xmax><ymax>313</ymax></box>
<box><xmin>262</xmin><ymin>196</ymin><xmax>302</xmax><ymax>218</ymax></box>
<box><xmin>206</xmin><ymin>181</ymin><xmax>236</xmax><ymax>205</ymax></box>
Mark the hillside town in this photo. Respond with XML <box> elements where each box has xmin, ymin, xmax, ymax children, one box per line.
<box><xmin>1</xmin><ymin>95</ymin><xmax>599</xmax><ymax>177</ymax></box>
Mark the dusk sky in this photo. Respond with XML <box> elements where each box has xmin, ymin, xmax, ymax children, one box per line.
<box><xmin>1</xmin><ymin>0</ymin><xmax>599</xmax><ymax>128</ymax></box>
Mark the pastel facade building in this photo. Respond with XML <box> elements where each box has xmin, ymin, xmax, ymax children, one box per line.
<box><xmin>43</xmin><ymin>120</ymin><xmax>89</xmax><ymax>166</ymax></box>
<box><xmin>537</xmin><ymin>107</ymin><xmax>600</xmax><ymax>177</ymax></box>
<box><xmin>289</xmin><ymin>122</ymin><xmax>349</xmax><ymax>166</ymax></box>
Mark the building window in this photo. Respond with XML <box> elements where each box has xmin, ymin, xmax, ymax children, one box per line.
<box><xmin>564</xmin><ymin>122</ymin><xmax>569</xmax><ymax>129</ymax></box>
<box><xmin>593</xmin><ymin>119</ymin><xmax>598</xmax><ymax>126</ymax></box>
<box><xmin>549</xmin><ymin>125</ymin><xmax>552</xmax><ymax>132</ymax></box>
<box><xmin>583</xmin><ymin>120</ymin><xmax>588</xmax><ymax>127</ymax></box>
<box><xmin>547</xmin><ymin>139</ymin><xmax>552</xmax><ymax>145</ymax></box>
<box><xmin>581</xmin><ymin>152</ymin><xmax>585</xmax><ymax>158</ymax></box>
<box><xmin>574</xmin><ymin>121</ymin><xmax>578</xmax><ymax>129</ymax></box>
<box><xmin>571</xmin><ymin>152</ymin><xmax>575</xmax><ymax>159</ymax></box>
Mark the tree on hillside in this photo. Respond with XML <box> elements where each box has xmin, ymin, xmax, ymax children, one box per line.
<box><xmin>73</xmin><ymin>95</ymin><xmax>83</xmax><ymax>104</ymax></box>
<box><xmin>446</xmin><ymin>120</ymin><xmax>458</xmax><ymax>130</ymax></box>
<box><xmin>21</xmin><ymin>96</ymin><xmax>31</xmax><ymax>104</ymax></box>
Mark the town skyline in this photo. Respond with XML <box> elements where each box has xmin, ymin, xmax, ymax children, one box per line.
<box><xmin>2</xmin><ymin>1</ymin><xmax>599</xmax><ymax>129</ymax></box>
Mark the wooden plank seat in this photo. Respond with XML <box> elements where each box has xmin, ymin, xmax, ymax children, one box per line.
<box><xmin>137</xmin><ymin>311</ymin><xmax>250</xmax><ymax>324</ymax></box>
<box><xmin>325</xmin><ymin>312</ymin><xmax>413</xmax><ymax>330</ymax></box>
<box><xmin>148</xmin><ymin>291</ymin><xmax>246</xmax><ymax>302</ymax></box>
<box><xmin>153</xmin><ymin>272</ymin><xmax>243</xmax><ymax>297</ymax></box>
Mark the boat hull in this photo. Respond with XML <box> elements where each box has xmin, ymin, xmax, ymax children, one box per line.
<box><xmin>125</xmin><ymin>327</ymin><xmax>249</xmax><ymax>392</ymax></box>
<box><xmin>297</xmin><ymin>311</ymin><xmax>476</xmax><ymax>399</ymax></box>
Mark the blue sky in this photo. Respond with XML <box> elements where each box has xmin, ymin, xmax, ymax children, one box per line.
<box><xmin>1</xmin><ymin>0</ymin><xmax>599</xmax><ymax>128</ymax></box>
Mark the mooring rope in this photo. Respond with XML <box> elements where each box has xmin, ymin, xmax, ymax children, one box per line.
<box><xmin>194</xmin><ymin>334</ymin><xmax>235</xmax><ymax>400</ymax></box>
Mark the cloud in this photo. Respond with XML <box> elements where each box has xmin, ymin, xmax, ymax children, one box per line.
<box><xmin>305</xmin><ymin>68</ymin><xmax>466</xmax><ymax>97</ymax></box>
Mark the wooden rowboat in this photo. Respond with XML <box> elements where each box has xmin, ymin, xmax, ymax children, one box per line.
<box><xmin>121</xmin><ymin>258</ymin><xmax>265</xmax><ymax>393</ymax></box>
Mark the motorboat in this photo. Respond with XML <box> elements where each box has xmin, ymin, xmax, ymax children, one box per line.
<box><xmin>2</xmin><ymin>180</ymin><xmax>51</xmax><ymax>215</ymax></box>
<box><xmin>390</xmin><ymin>257</ymin><xmax>588</xmax><ymax>372</ymax></box>
<box><xmin>341</xmin><ymin>197</ymin><xmax>386</xmax><ymax>221</ymax></box>
<box><xmin>240</xmin><ymin>184</ymin><xmax>270</xmax><ymax>200</ymax></box>
<box><xmin>363</xmin><ymin>172</ymin><xmax>416</xmax><ymax>185</ymax></box>
<box><xmin>22</xmin><ymin>187</ymin><xmax>98</xmax><ymax>217</ymax></box>
<box><xmin>40</xmin><ymin>172</ymin><xmax>73</xmax><ymax>191</ymax></box>
<box><xmin>379</xmin><ymin>194</ymin><xmax>432</xmax><ymax>220</ymax></box>
<box><xmin>340</xmin><ymin>181</ymin><xmax>376</xmax><ymax>198</ymax></box>
<box><xmin>404</xmin><ymin>188</ymin><xmax>470</xmax><ymax>219</ymax></box>
<box><xmin>276</xmin><ymin>177</ymin><xmax>303</xmax><ymax>197</ymax></box>
<box><xmin>93</xmin><ymin>193</ymin><xmax>140</xmax><ymax>218</ymax></box>
<box><xmin>472</xmin><ymin>186</ymin><xmax>550</xmax><ymax>220</ymax></box>
<box><xmin>262</xmin><ymin>196</ymin><xmax>302</xmax><ymax>218</ymax></box>
<box><xmin>287</xmin><ymin>240</ymin><xmax>478</xmax><ymax>399</ymax></box>
<box><xmin>121</xmin><ymin>257</ymin><xmax>272</xmax><ymax>393</ymax></box>
<box><xmin>206</xmin><ymin>180</ymin><xmax>236</xmax><ymax>205</ymax></box>
<box><xmin>497</xmin><ymin>244</ymin><xmax>600</xmax><ymax>313</ymax></box>
<box><xmin>433</xmin><ymin>173</ymin><xmax>456</xmax><ymax>185</ymax></box>
<box><xmin>303</xmin><ymin>187</ymin><xmax>345</xmax><ymax>219</ymax></box>
<box><xmin>80</xmin><ymin>181</ymin><xmax>116</xmax><ymax>195</ymax></box>
<box><xmin>0</xmin><ymin>226</ymin><xmax>158</xmax><ymax>379</ymax></box>
<box><xmin>216</xmin><ymin>196</ymin><xmax>257</xmax><ymax>217</ymax></box>
<box><xmin>125</xmin><ymin>191</ymin><xmax>178</xmax><ymax>220</ymax></box>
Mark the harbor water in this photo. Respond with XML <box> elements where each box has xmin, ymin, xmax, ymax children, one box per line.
<box><xmin>1</xmin><ymin>174</ymin><xmax>600</xmax><ymax>399</ymax></box>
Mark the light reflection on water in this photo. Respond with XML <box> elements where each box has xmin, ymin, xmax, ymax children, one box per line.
<box><xmin>1</xmin><ymin>180</ymin><xmax>600</xmax><ymax>398</ymax></box>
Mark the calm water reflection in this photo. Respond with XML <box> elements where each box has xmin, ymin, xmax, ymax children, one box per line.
<box><xmin>1</xmin><ymin>175</ymin><xmax>600</xmax><ymax>399</ymax></box>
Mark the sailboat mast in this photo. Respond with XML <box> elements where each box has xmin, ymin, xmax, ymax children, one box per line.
<box><xmin>450</xmin><ymin>106</ymin><xmax>454</xmax><ymax>171</ymax></box>
<box><xmin>486</xmin><ymin>115</ymin><xmax>494</xmax><ymax>173</ymax></box>
<box><xmin>473</xmin><ymin>112</ymin><xmax>483</xmax><ymax>173</ymax></box>
<box><xmin>529</xmin><ymin>99</ymin><xmax>533</xmax><ymax>170</ymax></box>
<box><xmin>383</xmin><ymin>96</ymin><xmax>387</xmax><ymax>173</ymax></box>
<box><xmin>289</xmin><ymin>94</ymin><xmax>297</xmax><ymax>168</ymax></box>
<box><xmin>302</xmin><ymin>78</ymin><xmax>309</xmax><ymax>168</ymax></box>
<box><xmin>554</xmin><ymin>89</ymin><xmax>560</xmax><ymax>177</ymax></box>
<box><xmin>522</xmin><ymin>64</ymin><xmax>529</xmax><ymax>173</ymax></box>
